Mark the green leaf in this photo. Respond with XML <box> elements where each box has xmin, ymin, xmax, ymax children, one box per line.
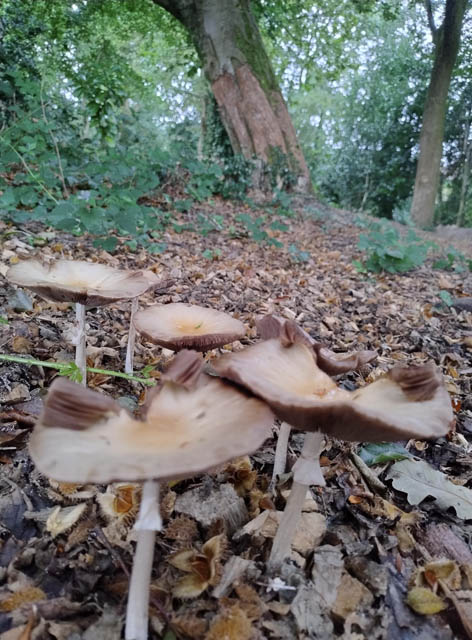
<box><xmin>93</xmin><ymin>237</ymin><xmax>119</xmax><ymax>252</ymax></box>
<box><xmin>115</xmin><ymin>206</ymin><xmax>138</xmax><ymax>234</ymax></box>
<box><xmin>352</xmin><ymin>259</ymin><xmax>367</xmax><ymax>273</ymax></box>
<box><xmin>59</xmin><ymin>362</ymin><xmax>83</xmax><ymax>383</ymax></box>
<box><xmin>358</xmin><ymin>442</ymin><xmax>412</xmax><ymax>466</ymax></box>
<box><xmin>438</xmin><ymin>290</ymin><xmax>453</xmax><ymax>307</ymax></box>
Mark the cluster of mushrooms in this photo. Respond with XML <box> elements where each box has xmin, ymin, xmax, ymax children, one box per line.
<box><xmin>6</xmin><ymin>258</ymin><xmax>454</xmax><ymax>640</ymax></box>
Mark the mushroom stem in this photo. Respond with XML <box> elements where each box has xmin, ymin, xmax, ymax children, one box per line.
<box><xmin>125</xmin><ymin>298</ymin><xmax>139</xmax><ymax>375</ymax></box>
<box><xmin>271</xmin><ymin>422</ymin><xmax>292</xmax><ymax>489</ymax></box>
<box><xmin>268</xmin><ymin>432</ymin><xmax>325</xmax><ymax>572</ymax></box>
<box><xmin>125</xmin><ymin>480</ymin><xmax>162</xmax><ymax>640</ymax></box>
<box><xmin>75</xmin><ymin>303</ymin><xmax>87</xmax><ymax>386</ymax></box>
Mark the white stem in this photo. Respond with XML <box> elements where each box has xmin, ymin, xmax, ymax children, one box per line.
<box><xmin>125</xmin><ymin>298</ymin><xmax>139</xmax><ymax>375</ymax></box>
<box><xmin>271</xmin><ymin>422</ymin><xmax>292</xmax><ymax>488</ymax></box>
<box><xmin>268</xmin><ymin>432</ymin><xmax>324</xmax><ymax>572</ymax></box>
<box><xmin>75</xmin><ymin>303</ymin><xmax>87</xmax><ymax>386</ymax></box>
<box><xmin>125</xmin><ymin>480</ymin><xmax>162</xmax><ymax>640</ymax></box>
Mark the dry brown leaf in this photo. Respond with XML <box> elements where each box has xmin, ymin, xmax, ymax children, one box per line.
<box><xmin>0</xmin><ymin>587</ymin><xmax>45</xmax><ymax>612</ymax></box>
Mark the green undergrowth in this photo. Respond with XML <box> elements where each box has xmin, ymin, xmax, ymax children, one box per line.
<box><xmin>0</xmin><ymin>72</ymin><xmax>310</xmax><ymax>259</ymax></box>
<box><xmin>353</xmin><ymin>215</ymin><xmax>472</xmax><ymax>275</ymax></box>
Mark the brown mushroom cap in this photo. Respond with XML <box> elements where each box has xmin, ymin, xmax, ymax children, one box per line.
<box><xmin>212</xmin><ymin>338</ymin><xmax>453</xmax><ymax>442</ymax></box>
<box><xmin>257</xmin><ymin>315</ymin><xmax>377</xmax><ymax>375</ymax></box>
<box><xmin>6</xmin><ymin>259</ymin><xmax>159</xmax><ymax>306</ymax></box>
<box><xmin>29</xmin><ymin>351</ymin><xmax>273</xmax><ymax>483</ymax></box>
<box><xmin>133</xmin><ymin>303</ymin><xmax>246</xmax><ymax>351</ymax></box>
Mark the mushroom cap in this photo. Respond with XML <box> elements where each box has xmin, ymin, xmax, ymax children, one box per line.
<box><xmin>133</xmin><ymin>303</ymin><xmax>246</xmax><ymax>351</ymax></box>
<box><xmin>212</xmin><ymin>338</ymin><xmax>453</xmax><ymax>442</ymax></box>
<box><xmin>6</xmin><ymin>259</ymin><xmax>159</xmax><ymax>306</ymax></box>
<box><xmin>257</xmin><ymin>315</ymin><xmax>377</xmax><ymax>375</ymax></box>
<box><xmin>29</xmin><ymin>351</ymin><xmax>273</xmax><ymax>484</ymax></box>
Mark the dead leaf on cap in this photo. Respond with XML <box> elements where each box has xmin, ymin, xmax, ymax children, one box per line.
<box><xmin>406</xmin><ymin>587</ymin><xmax>447</xmax><ymax>615</ymax></box>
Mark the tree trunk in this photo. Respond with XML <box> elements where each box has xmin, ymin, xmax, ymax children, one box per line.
<box><xmin>457</xmin><ymin>110</ymin><xmax>471</xmax><ymax>226</ymax></box>
<box><xmin>410</xmin><ymin>0</ymin><xmax>468</xmax><ymax>227</ymax></box>
<box><xmin>153</xmin><ymin>0</ymin><xmax>312</xmax><ymax>193</ymax></box>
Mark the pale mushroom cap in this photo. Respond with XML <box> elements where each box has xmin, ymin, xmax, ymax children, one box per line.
<box><xmin>29</xmin><ymin>361</ymin><xmax>273</xmax><ymax>484</ymax></box>
<box><xmin>257</xmin><ymin>315</ymin><xmax>377</xmax><ymax>375</ymax></box>
<box><xmin>133</xmin><ymin>303</ymin><xmax>246</xmax><ymax>351</ymax></box>
<box><xmin>212</xmin><ymin>339</ymin><xmax>453</xmax><ymax>442</ymax></box>
<box><xmin>7</xmin><ymin>259</ymin><xmax>158</xmax><ymax>306</ymax></box>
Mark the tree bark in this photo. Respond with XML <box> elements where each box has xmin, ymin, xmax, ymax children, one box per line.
<box><xmin>153</xmin><ymin>0</ymin><xmax>312</xmax><ymax>193</ymax></box>
<box><xmin>457</xmin><ymin>109</ymin><xmax>471</xmax><ymax>226</ymax></box>
<box><xmin>410</xmin><ymin>0</ymin><xmax>468</xmax><ymax>227</ymax></box>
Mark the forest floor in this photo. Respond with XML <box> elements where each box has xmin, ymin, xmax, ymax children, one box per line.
<box><xmin>0</xmin><ymin>196</ymin><xmax>472</xmax><ymax>640</ymax></box>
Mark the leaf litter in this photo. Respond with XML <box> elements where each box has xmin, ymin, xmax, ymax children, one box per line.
<box><xmin>0</xmin><ymin>197</ymin><xmax>471</xmax><ymax>638</ymax></box>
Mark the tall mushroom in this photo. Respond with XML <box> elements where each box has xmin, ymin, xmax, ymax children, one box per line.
<box><xmin>29</xmin><ymin>350</ymin><xmax>273</xmax><ymax>640</ymax></box>
<box><xmin>6</xmin><ymin>259</ymin><xmax>160</xmax><ymax>384</ymax></box>
<box><xmin>213</xmin><ymin>320</ymin><xmax>453</xmax><ymax>570</ymax></box>
<box><xmin>257</xmin><ymin>315</ymin><xmax>377</xmax><ymax>485</ymax></box>
<box><xmin>133</xmin><ymin>302</ymin><xmax>246</xmax><ymax>354</ymax></box>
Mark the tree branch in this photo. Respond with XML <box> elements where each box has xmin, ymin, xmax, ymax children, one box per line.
<box><xmin>424</xmin><ymin>0</ymin><xmax>437</xmax><ymax>38</ymax></box>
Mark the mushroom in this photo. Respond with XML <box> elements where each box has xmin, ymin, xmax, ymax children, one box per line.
<box><xmin>257</xmin><ymin>315</ymin><xmax>377</xmax><ymax>484</ymax></box>
<box><xmin>6</xmin><ymin>259</ymin><xmax>160</xmax><ymax>384</ymax></box>
<box><xmin>29</xmin><ymin>350</ymin><xmax>273</xmax><ymax>640</ymax></box>
<box><xmin>212</xmin><ymin>319</ymin><xmax>453</xmax><ymax>570</ymax></box>
<box><xmin>133</xmin><ymin>303</ymin><xmax>246</xmax><ymax>357</ymax></box>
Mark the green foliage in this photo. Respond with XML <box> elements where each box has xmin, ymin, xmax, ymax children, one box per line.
<box><xmin>235</xmin><ymin>213</ymin><xmax>284</xmax><ymax>247</ymax></box>
<box><xmin>288</xmin><ymin>244</ymin><xmax>310</xmax><ymax>263</ymax></box>
<box><xmin>202</xmin><ymin>248</ymin><xmax>222</xmax><ymax>260</ymax></box>
<box><xmin>438</xmin><ymin>290</ymin><xmax>454</xmax><ymax>307</ymax></box>
<box><xmin>355</xmin><ymin>220</ymin><xmax>433</xmax><ymax>273</ymax></box>
<box><xmin>358</xmin><ymin>442</ymin><xmax>412</xmax><ymax>466</ymax></box>
<box><xmin>432</xmin><ymin>246</ymin><xmax>472</xmax><ymax>272</ymax></box>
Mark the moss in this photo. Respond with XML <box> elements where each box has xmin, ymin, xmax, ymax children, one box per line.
<box><xmin>234</xmin><ymin>3</ymin><xmax>279</xmax><ymax>96</ymax></box>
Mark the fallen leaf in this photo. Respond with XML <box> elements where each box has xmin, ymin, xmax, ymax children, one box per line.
<box><xmin>387</xmin><ymin>459</ymin><xmax>472</xmax><ymax>519</ymax></box>
<box><xmin>358</xmin><ymin>442</ymin><xmax>411</xmax><ymax>466</ymax></box>
<box><xmin>406</xmin><ymin>587</ymin><xmax>447</xmax><ymax>615</ymax></box>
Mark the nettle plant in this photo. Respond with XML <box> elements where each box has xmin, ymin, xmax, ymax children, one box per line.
<box><xmin>432</xmin><ymin>246</ymin><xmax>472</xmax><ymax>272</ymax></box>
<box><xmin>5</xmin><ymin>259</ymin><xmax>454</xmax><ymax>640</ymax></box>
<box><xmin>354</xmin><ymin>219</ymin><xmax>434</xmax><ymax>274</ymax></box>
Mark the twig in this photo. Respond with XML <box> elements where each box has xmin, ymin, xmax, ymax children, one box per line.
<box><xmin>93</xmin><ymin>526</ymin><xmax>130</xmax><ymax>578</ymax></box>
<box><xmin>75</xmin><ymin>303</ymin><xmax>87</xmax><ymax>386</ymax></box>
<box><xmin>40</xmin><ymin>77</ymin><xmax>69</xmax><ymax>198</ymax></box>
<box><xmin>3</xmin><ymin>142</ymin><xmax>59</xmax><ymax>204</ymax></box>
<box><xmin>351</xmin><ymin>452</ymin><xmax>387</xmax><ymax>494</ymax></box>
<box><xmin>270</xmin><ymin>422</ymin><xmax>292</xmax><ymax>490</ymax></box>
